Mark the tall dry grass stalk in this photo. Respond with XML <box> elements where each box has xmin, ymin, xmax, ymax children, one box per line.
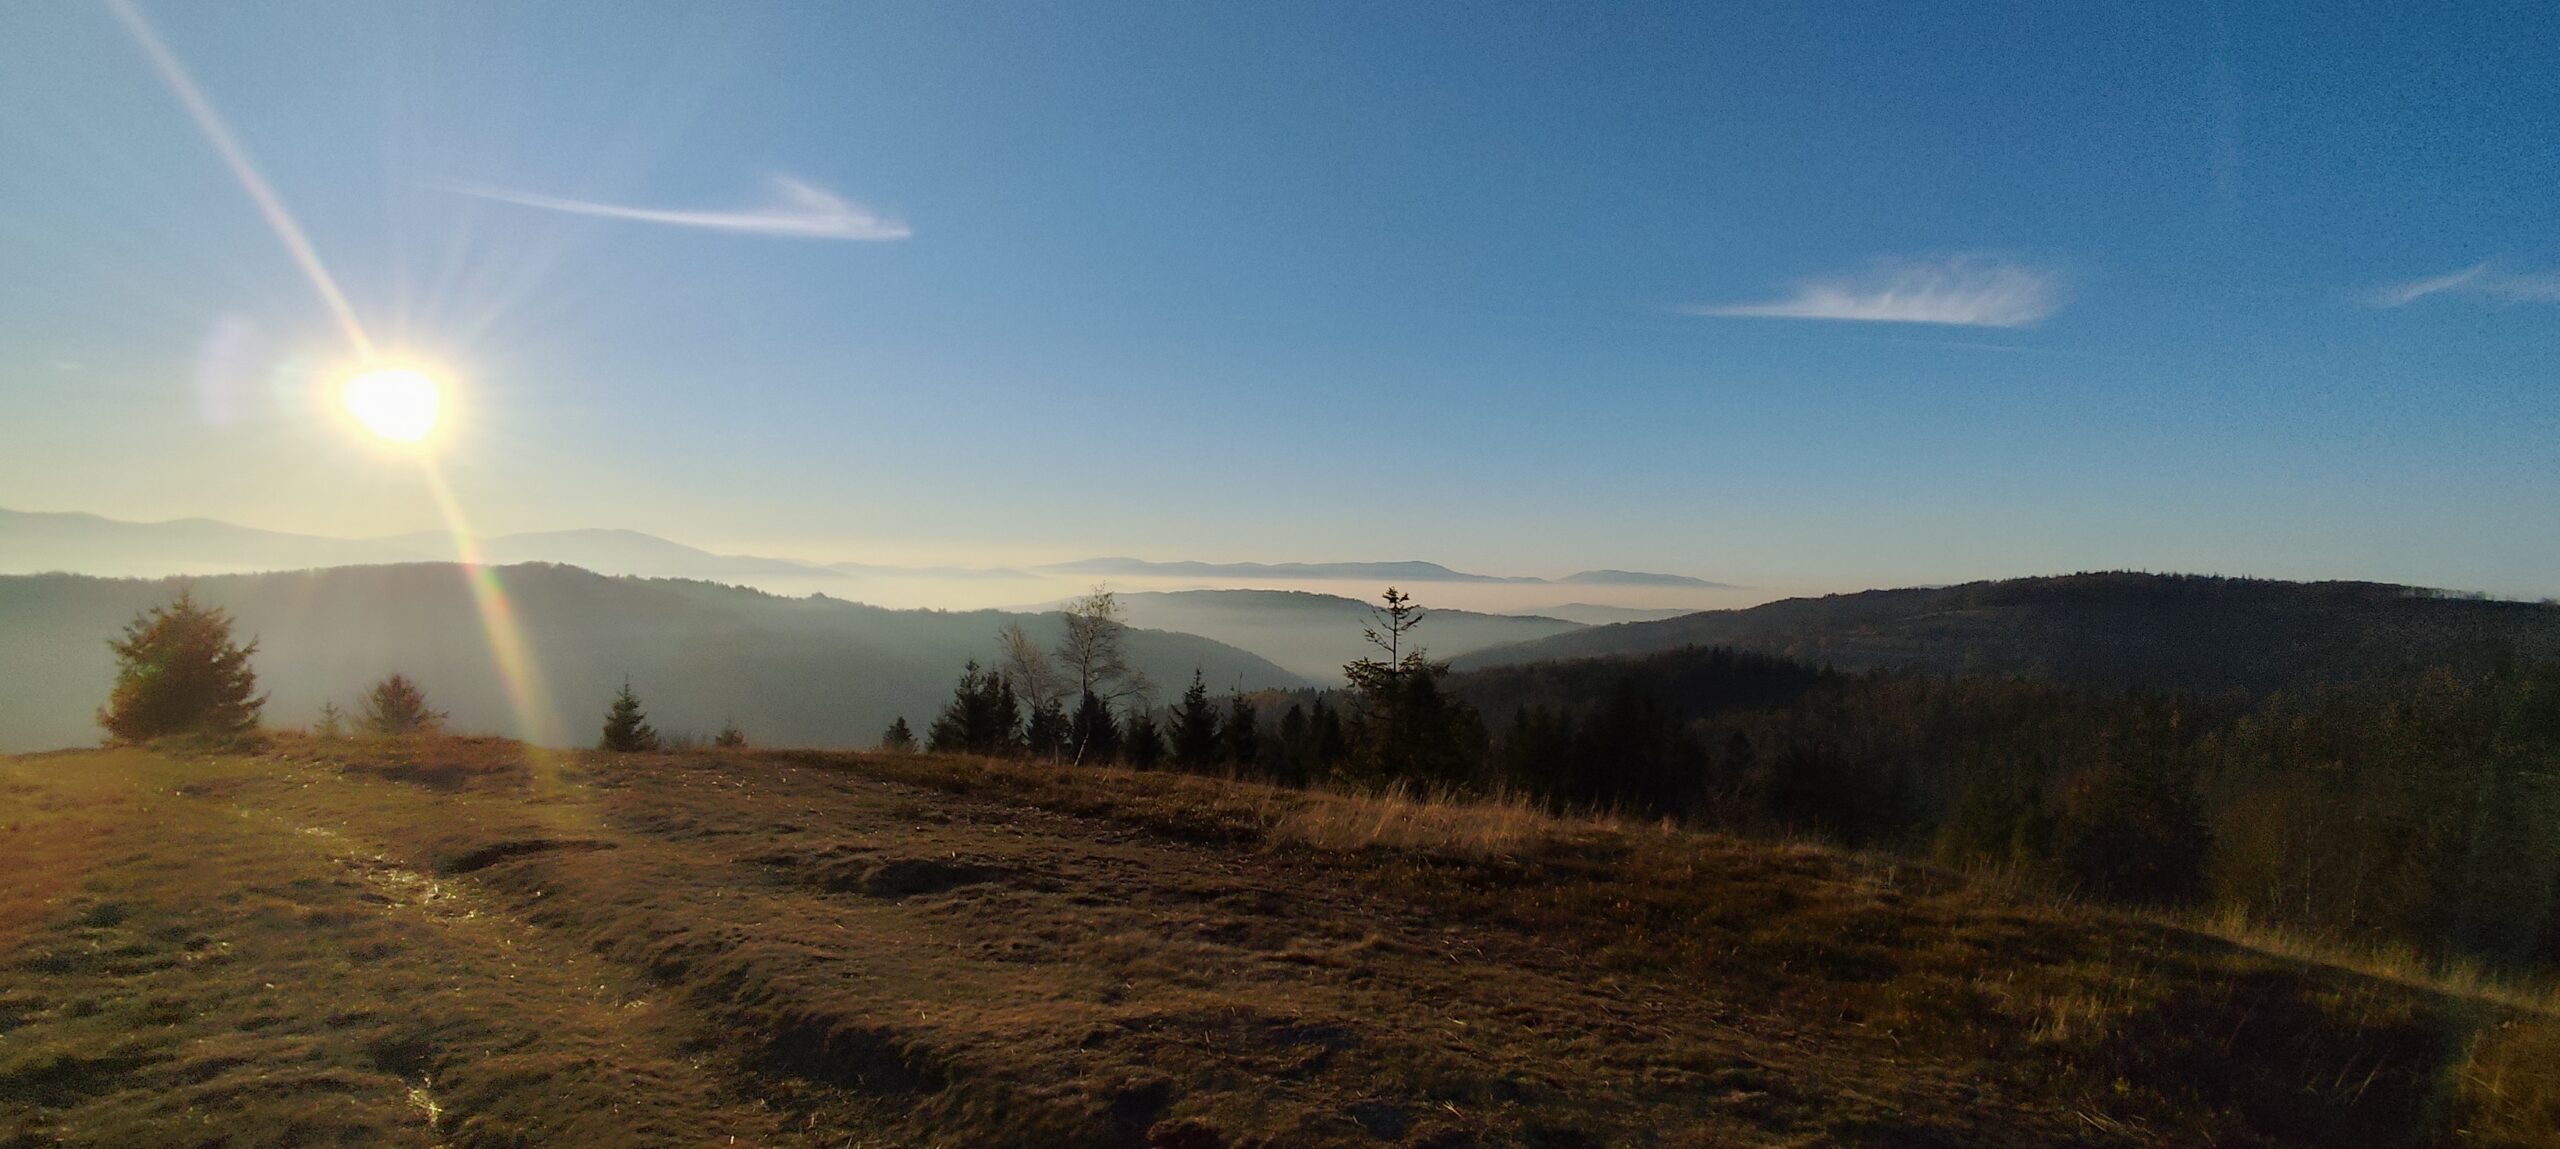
<box><xmin>1258</xmin><ymin>781</ymin><xmax>1624</xmax><ymax>859</ymax></box>
<box><xmin>2168</xmin><ymin>903</ymin><xmax>2560</xmax><ymax>1016</ymax></box>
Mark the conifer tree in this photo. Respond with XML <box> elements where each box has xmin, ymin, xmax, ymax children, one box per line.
<box><xmin>1273</xmin><ymin>703</ymin><xmax>1311</xmax><ymax>786</ymax></box>
<box><xmin>1309</xmin><ymin>697</ymin><xmax>1351</xmax><ymax>776</ymax></box>
<box><xmin>880</xmin><ymin>716</ymin><xmax>916</xmax><ymax>752</ymax></box>
<box><xmin>1025</xmin><ymin>698</ymin><xmax>1070</xmax><ymax>759</ymax></box>
<box><xmin>1123</xmin><ymin>710</ymin><xmax>1166</xmax><ymax>771</ymax></box>
<box><xmin>927</xmin><ymin>663</ymin><xmax>982</xmax><ymax>752</ymax></box>
<box><xmin>1224</xmin><ymin>692</ymin><xmax>1260</xmax><ymax>770</ymax></box>
<box><xmin>1070</xmin><ymin>690</ymin><xmax>1122</xmax><ymax>764</ymax></box>
<box><xmin>98</xmin><ymin>590</ymin><xmax>265</xmax><ymax>743</ymax></box>
<box><xmin>988</xmin><ymin>673</ymin><xmax>1024</xmax><ymax>755</ymax></box>
<box><xmin>361</xmin><ymin>673</ymin><xmax>446</xmax><ymax>737</ymax></box>
<box><xmin>1168</xmin><ymin>671</ymin><xmax>1222</xmax><ymax>772</ymax></box>
<box><xmin>1341</xmin><ymin>587</ymin><xmax>1475</xmax><ymax>785</ymax></box>
<box><xmin>713</xmin><ymin>719</ymin><xmax>747</xmax><ymax>749</ymax></box>
<box><xmin>1343</xmin><ymin>588</ymin><xmax>1427</xmax><ymax>770</ymax></box>
<box><xmin>599</xmin><ymin>680</ymin><xmax>660</xmax><ymax>752</ymax></box>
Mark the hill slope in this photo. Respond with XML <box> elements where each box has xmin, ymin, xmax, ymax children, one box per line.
<box><xmin>1454</xmin><ymin>572</ymin><xmax>2560</xmax><ymax>693</ymax></box>
<box><xmin>2</xmin><ymin>741</ymin><xmax>2540</xmax><ymax>1146</ymax></box>
<box><xmin>0</xmin><ymin>565</ymin><xmax>1305</xmax><ymax>753</ymax></box>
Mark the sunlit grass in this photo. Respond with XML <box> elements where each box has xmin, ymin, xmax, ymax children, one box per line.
<box><xmin>9</xmin><ymin>737</ymin><xmax>2550</xmax><ymax>1146</ymax></box>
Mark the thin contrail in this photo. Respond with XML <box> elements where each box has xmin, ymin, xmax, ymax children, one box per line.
<box><xmin>446</xmin><ymin>175</ymin><xmax>911</xmax><ymax>241</ymax></box>
<box><xmin>104</xmin><ymin>0</ymin><xmax>375</xmax><ymax>358</ymax></box>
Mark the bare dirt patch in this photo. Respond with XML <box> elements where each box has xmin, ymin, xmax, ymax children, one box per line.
<box><xmin>438</xmin><ymin>836</ymin><xmax>617</xmax><ymax>875</ymax></box>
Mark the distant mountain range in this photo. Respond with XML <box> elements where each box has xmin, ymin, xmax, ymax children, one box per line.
<box><xmin>0</xmin><ymin>509</ymin><xmax>432</xmax><ymax>577</ymax></box>
<box><xmin>0</xmin><ymin>564</ymin><xmax>1307</xmax><ymax>754</ymax></box>
<box><xmin>0</xmin><ymin>508</ymin><xmax>1725</xmax><ymax>591</ymax></box>
<box><xmin>1453</xmin><ymin>572</ymin><xmax>2560</xmax><ymax>696</ymax></box>
<box><xmin>0</xmin><ymin>509</ymin><xmax>837</xmax><ymax>583</ymax></box>
<box><xmin>379</xmin><ymin>528</ymin><xmax>838</xmax><ymax>580</ymax></box>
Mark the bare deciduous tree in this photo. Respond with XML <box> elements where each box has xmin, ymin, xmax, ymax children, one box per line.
<box><xmin>1054</xmin><ymin>586</ymin><xmax>1149</xmax><ymax>704</ymax></box>
<box><xmin>995</xmin><ymin>621</ymin><xmax>1063</xmax><ymax>713</ymax></box>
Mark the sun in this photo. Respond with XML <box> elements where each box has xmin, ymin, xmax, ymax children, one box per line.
<box><xmin>339</xmin><ymin>366</ymin><xmax>442</xmax><ymax>444</ymax></box>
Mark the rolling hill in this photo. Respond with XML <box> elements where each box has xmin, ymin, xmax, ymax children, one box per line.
<box><xmin>1453</xmin><ymin>571</ymin><xmax>2560</xmax><ymax>694</ymax></box>
<box><xmin>1105</xmin><ymin>589</ymin><xmax>1585</xmax><ymax>680</ymax></box>
<box><xmin>0</xmin><ymin>564</ymin><xmax>1306</xmax><ymax>754</ymax></box>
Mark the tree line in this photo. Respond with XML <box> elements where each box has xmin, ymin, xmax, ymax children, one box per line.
<box><xmin>889</xmin><ymin>587</ymin><xmax>1475</xmax><ymax>788</ymax></box>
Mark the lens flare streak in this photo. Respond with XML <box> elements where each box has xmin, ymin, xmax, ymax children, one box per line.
<box><xmin>103</xmin><ymin>0</ymin><xmax>375</xmax><ymax>360</ymax></box>
<box><xmin>421</xmin><ymin>464</ymin><xmax>565</xmax><ymax>747</ymax></box>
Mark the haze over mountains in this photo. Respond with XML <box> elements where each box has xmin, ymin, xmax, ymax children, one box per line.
<box><xmin>1104</xmin><ymin>589</ymin><xmax>1586</xmax><ymax>681</ymax></box>
<box><xmin>1043</xmin><ymin>556</ymin><xmax>1731</xmax><ymax>588</ymax></box>
<box><xmin>13</xmin><ymin>555</ymin><xmax>2558</xmax><ymax>757</ymax></box>
<box><xmin>0</xmin><ymin>507</ymin><xmax>1737</xmax><ymax>613</ymax></box>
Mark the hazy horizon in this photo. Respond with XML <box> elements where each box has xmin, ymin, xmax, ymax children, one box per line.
<box><xmin>22</xmin><ymin>502</ymin><xmax>2559</xmax><ymax>618</ymax></box>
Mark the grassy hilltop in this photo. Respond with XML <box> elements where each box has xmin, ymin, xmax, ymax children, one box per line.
<box><xmin>3</xmin><ymin>738</ymin><xmax>2553</xmax><ymax>1147</ymax></box>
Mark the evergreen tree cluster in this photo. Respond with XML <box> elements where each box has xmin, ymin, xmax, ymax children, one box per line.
<box><xmin>925</xmin><ymin>661</ymin><xmax>1023</xmax><ymax>756</ymax></box>
<box><xmin>902</xmin><ymin>638</ymin><xmax>1380</xmax><ymax>787</ymax></box>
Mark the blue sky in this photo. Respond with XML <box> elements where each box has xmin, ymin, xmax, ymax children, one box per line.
<box><xmin>1</xmin><ymin>1</ymin><xmax>2553</xmax><ymax>598</ymax></box>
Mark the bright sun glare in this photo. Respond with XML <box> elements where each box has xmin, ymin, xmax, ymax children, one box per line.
<box><xmin>340</xmin><ymin>367</ymin><xmax>442</xmax><ymax>444</ymax></box>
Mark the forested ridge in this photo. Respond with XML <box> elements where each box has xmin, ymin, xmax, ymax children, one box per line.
<box><xmin>1455</xmin><ymin>572</ymin><xmax>2560</xmax><ymax>694</ymax></box>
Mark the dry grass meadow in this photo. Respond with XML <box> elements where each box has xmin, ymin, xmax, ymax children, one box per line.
<box><xmin>3</xmin><ymin>736</ymin><xmax>2553</xmax><ymax>1147</ymax></box>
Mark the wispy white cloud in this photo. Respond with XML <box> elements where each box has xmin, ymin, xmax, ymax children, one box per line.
<box><xmin>2372</xmin><ymin>262</ymin><xmax>2560</xmax><ymax>307</ymax></box>
<box><xmin>447</xmin><ymin>175</ymin><xmax>909</xmax><ymax>240</ymax></box>
<box><xmin>1685</xmin><ymin>255</ymin><xmax>2064</xmax><ymax>328</ymax></box>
